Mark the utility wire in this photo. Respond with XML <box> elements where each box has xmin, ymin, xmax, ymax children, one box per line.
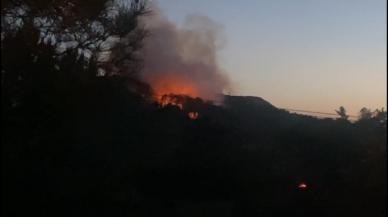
<box><xmin>279</xmin><ymin>108</ymin><xmax>358</xmax><ymax>119</ymax></box>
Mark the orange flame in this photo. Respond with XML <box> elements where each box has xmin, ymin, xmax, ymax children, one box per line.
<box><xmin>159</xmin><ymin>94</ymin><xmax>184</xmax><ymax>109</ymax></box>
<box><xmin>151</xmin><ymin>74</ymin><xmax>200</xmax><ymax>110</ymax></box>
<box><xmin>188</xmin><ymin>112</ymin><xmax>199</xmax><ymax>120</ymax></box>
<box><xmin>150</xmin><ymin>74</ymin><xmax>202</xmax><ymax>120</ymax></box>
<box><xmin>152</xmin><ymin>75</ymin><xmax>199</xmax><ymax>99</ymax></box>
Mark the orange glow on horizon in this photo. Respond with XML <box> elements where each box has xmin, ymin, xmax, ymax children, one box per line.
<box><xmin>151</xmin><ymin>73</ymin><xmax>201</xmax><ymax>110</ymax></box>
<box><xmin>152</xmin><ymin>74</ymin><xmax>199</xmax><ymax>99</ymax></box>
<box><xmin>150</xmin><ymin>74</ymin><xmax>202</xmax><ymax>119</ymax></box>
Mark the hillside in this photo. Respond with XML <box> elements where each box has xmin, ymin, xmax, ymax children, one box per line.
<box><xmin>5</xmin><ymin>90</ymin><xmax>386</xmax><ymax>217</ymax></box>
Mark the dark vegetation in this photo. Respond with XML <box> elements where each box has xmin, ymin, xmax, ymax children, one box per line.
<box><xmin>1</xmin><ymin>1</ymin><xmax>386</xmax><ymax>216</ymax></box>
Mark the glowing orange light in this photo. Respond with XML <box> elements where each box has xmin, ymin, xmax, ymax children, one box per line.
<box><xmin>152</xmin><ymin>74</ymin><xmax>201</xmax><ymax>110</ymax></box>
<box><xmin>152</xmin><ymin>74</ymin><xmax>199</xmax><ymax>99</ymax></box>
<box><xmin>159</xmin><ymin>94</ymin><xmax>184</xmax><ymax>109</ymax></box>
<box><xmin>298</xmin><ymin>182</ymin><xmax>307</xmax><ymax>189</ymax></box>
<box><xmin>188</xmin><ymin>112</ymin><xmax>199</xmax><ymax>120</ymax></box>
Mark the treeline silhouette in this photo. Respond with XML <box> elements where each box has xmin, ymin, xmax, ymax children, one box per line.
<box><xmin>1</xmin><ymin>1</ymin><xmax>386</xmax><ymax>217</ymax></box>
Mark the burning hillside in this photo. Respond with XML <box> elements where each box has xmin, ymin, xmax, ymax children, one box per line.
<box><xmin>157</xmin><ymin>93</ymin><xmax>208</xmax><ymax>112</ymax></box>
<box><xmin>137</xmin><ymin>6</ymin><xmax>279</xmax><ymax>119</ymax></box>
<box><xmin>153</xmin><ymin>74</ymin><xmax>199</xmax><ymax>99</ymax></box>
<box><xmin>152</xmin><ymin>74</ymin><xmax>200</xmax><ymax>109</ymax></box>
<box><xmin>139</xmin><ymin>6</ymin><xmax>230</xmax><ymax>104</ymax></box>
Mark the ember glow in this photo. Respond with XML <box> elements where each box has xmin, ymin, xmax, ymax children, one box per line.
<box><xmin>158</xmin><ymin>94</ymin><xmax>201</xmax><ymax>119</ymax></box>
<box><xmin>153</xmin><ymin>75</ymin><xmax>198</xmax><ymax>109</ymax></box>
<box><xmin>298</xmin><ymin>182</ymin><xmax>307</xmax><ymax>189</ymax></box>
<box><xmin>158</xmin><ymin>94</ymin><xmax>184</xmax><ymax>109</ymax></box>
<box><xmin>188</xmin><ymin>112</ymin><xmax>199</xmax><ymax>120</ymax></box>
<box><xmin>152</xmin><ymin>74</ymin><xmax>203</xmax><ymax>111</ymax></box>
<box><xmin>152</xmin><ymin>74</ymin><xmax>199</xmax><ymax>99</ymax></box>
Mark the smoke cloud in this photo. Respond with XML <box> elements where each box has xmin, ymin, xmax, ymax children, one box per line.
<box><xmin>139</xmin><ymin>6</ymin><xmax>230</xmax><ymax>102</ymax></box>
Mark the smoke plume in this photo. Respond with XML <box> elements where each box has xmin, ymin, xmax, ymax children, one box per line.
<box><xmin>139</xmin><ymin>6</ymin><xmax>230</xmax><ymax>102</ymax></box>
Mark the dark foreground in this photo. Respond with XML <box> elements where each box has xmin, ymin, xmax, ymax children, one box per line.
<box><xmin>3</xmin><ymin>89</ymin><xmax>387</xmax><ymax>217</ymax></box>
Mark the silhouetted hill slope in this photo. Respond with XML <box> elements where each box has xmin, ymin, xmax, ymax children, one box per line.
<box><xmin>3</xmin><ymin>89</ymin><xmax>386</xmax><ymax>217</ymax></box>
<box><xmin>223</xmin><ymin>95</ymin><xmax>277</xmax><ymax>111</ymax></box>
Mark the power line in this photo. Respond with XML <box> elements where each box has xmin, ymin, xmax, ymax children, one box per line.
<box><xmin>279</xmin><ymin>108</ymin><xmax>358</xmax><ymax>119</ymax></box>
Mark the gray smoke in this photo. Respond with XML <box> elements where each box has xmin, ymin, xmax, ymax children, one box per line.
<box><xmin>139</xmin><ymin>6</ymin><xmax>230</xmax><ymax>102</ymax></box>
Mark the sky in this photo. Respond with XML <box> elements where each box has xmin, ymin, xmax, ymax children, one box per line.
<box><xmin>155</xmin><ymin>0</ymin><xmax>386</xmax><ymax>115</ymax></box>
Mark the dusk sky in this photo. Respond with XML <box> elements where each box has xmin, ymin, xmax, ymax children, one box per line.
<box><xmin>156</xmin><ymin>0</ymin><xmax>386</xmax><ymax>115</ymax></box>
